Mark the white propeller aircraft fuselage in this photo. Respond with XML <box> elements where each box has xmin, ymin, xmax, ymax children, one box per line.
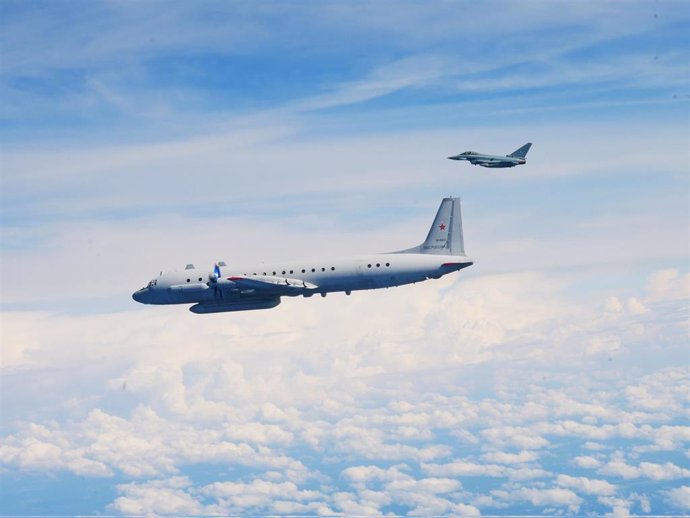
<box><xmin>132</xmin><ymin>197</ymin><xmax>473</xmax><ymax>314</ymax></box>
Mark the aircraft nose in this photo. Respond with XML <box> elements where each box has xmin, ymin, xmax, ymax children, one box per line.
<box><xmin>132</xmin><ymin>289</ymin><xmax>148</xmax><ymax>303</ymax></box>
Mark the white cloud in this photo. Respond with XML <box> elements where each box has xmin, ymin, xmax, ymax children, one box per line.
<box><xmin>556</xmin><ymin>474</ymin><xmax>617</xmax><ymax>496</ymax></box>
<box><xmin>480</xmin><ymin>426</ymin><xmax>550</xmax><ymax>450</ymax></box>
<box><xmin>487</xmin><ymin>486</ymin><xmax>583</xmax><ymax>512</ymax></box>
<box><xmin>0</xmin><ymin>406</ymin><xmax>313</xmax><ymax>480</ymax></box>
<box><xmin>572</xmin><ymin>455</ymin><xmax>602</xmax><ymax>469</ymax></box>
<box><xmin>605</xmin><ymin>296</ymin><xmax>624</xmax><ymax>313</ymax></box>
<box><xmin>481</xmin><ymin>450</ymin><xmax>539</xmax><ymax>464</ymax></box>
<box><xmin>421</xmin><ymin>459</ymin><xmax>550</xmax><ymax>481</ymax></box>
<box><xmin>4</xmin><ymin>1</ymin><xmax>685</xmax><ymax>132</ymax></box>
<box><xmin>3</xmin><ymin>268</ymin><xmax>688</xmax><ymax>477</ymax></box>
<box><xmin>342</xmin><ymin>465</ymin><xmax>386</xmax><ymax>484</ymax></box>
<box><xmin>1</xmin><ymin>262</ymin><xmax>688</xmax><ymax>515</ymax></box>
<box><xmin>422</xmin><ymin>460</ymin><xmax>507</xmax><ymax>478</ymax></box>
<box><xmin>201</xmin><ymin>480</ymin><xmax>322</xmax><ymax>512</ymax></box>
<box><xmin>665</xmin><ymin>486</ymin><xmax>690</xmax><ymax>511</ymax></box>
<box><xmin>597</xmin><ymin>492</ymin><xmax>651</xmax><ymax>517</ymax></box>
<box><xmin>339</xmin><ymin>464</ymin><xmax>477</xmax><ymax>516</ymax></box>
<box><xmin>646</xmin><ymin>269</ymin><xmax>690</xmax><ymax>301</ymax></box>
<box><xmin>109</xmin><ymin>477</ymin><xmax>205</xmax><ymax>516</ymax></box>
<box><xmin>598</xmin><ymin>495</ymin><xmax>633</xmax><ymax>517</ymax></box>
<box><xmin>599</xmin><ymin>459</ymin><xmax>690</xmax><ymax>481</ymax></box>
<box><xmin>519</xmin><ymin>487</ymin><xmax>582</xmax><ymax>508</ymax></box>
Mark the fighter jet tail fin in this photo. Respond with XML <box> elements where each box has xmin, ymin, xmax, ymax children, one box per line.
<box><xmin>508</xmin><ymin>142</ymin><xmax>532</xmax><ymax>158</ymax></box>
<box><xmin>394</xmin><ymin>197</ymin><xmax>466</xmax><ymax>256</ymax></box>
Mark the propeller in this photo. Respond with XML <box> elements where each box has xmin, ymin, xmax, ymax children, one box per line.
<box><xmin>208</xmin><ymin>263</ymin><xmax>223</xmax><ymax>300</ymax></box>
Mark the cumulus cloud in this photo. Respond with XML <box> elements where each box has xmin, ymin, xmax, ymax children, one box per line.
<box><xmin>421</xmin><ymin>459</ymin><xmax>550</xmax><ymax>481</ymax></box>
<box><xmin>0</xmin><ymin>407</ymin><xmax>312</xmax><ymax>480</ymax></box>
<box><xmin>200</xmin><ymin>480</ymin><xmax>323</xmax><ymax>513</ymax></box>
<box><xmin>556</xmin><ymin>474</ymin><xmax>617</xmax><ymax>496</ymax></box>
<box><xmin>339</xmin><ymin>464</ymin><xmax>477</xmax><ymax>516</ymax></box>
<box><xmin>572</xmin><ymin>455</ymin><xmax>603</xmax><ymax>469</ymax></box>
<box><xmin>646</xmin><ymin>269</ymin><xmax>690</xmax><ymax>301</ymax></box>
<box><xmin>624</xmin><ymin>367</ymin><xmax>690</xmax><ymax>419</ymax></box>
<box><xmin>480</xmin><ymin>426</ymin><xmax>550</xmax><ymax>450</ymax></box>
<box><xmin>599</xmin><ymin>459</ymin><xmax>690</xmax><ymax>481</ymax></box>
<box><xmin>1</xmin><ymin>260</ymin><xmax>688</xmax><ymax>515</ymax></box>
<box><xmin>484</xmin><ymin>486</ymin><xmax>583</xmax><ymax>513</ymax></box>
<box><xmin>109</xmin><ymin>477</ymin><xmax>204</xmax><ymax>516</ymax></box>
<box><xmin>665</xmin><ymin>486</ymin><xmax>690</xmax><ymax>511</ymax></box>
<box><xmin>481</xmin><ymin>450</ymin><xmax>539</xmax><ymax>464</ymax></box>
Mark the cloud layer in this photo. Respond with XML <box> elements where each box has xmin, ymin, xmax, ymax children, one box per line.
<box><xmin>2</xmin><ymin>266</ymin><xmax>688</xmax><ymax>514</ymax></box>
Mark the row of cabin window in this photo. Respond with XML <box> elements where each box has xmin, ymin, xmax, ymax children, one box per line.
<box><xmin>185</xmin><ymin>267</ymin><xmax>336</xmax><ymax>282</ymax></box>
<box><xmin>185</xmin><ymin>262</ymin><xmax>392</xmax><ymax>282</ymax></box>
<box><xmin>248</xmin><ymin>266</ymin><xmax>337</xmax><ymax>276</ymax></box>
<box><xmin>249</xmin><ymin>262</ymin><xmax>391</xmax><ymax>276</ymax></box>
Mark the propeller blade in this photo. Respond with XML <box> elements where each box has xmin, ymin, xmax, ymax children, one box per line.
<box><xmin>208</xmin><ymin>263</ymin><xmax>223</xmax><ymax>300</ymax></box>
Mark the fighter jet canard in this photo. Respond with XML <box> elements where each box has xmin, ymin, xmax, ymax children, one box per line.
<box><xmin>132</xmin><ymin>197</ymin><xmax>473</xmax><ymax>314</ymax></box>
<box><xmin>448</xmin><ymin>142</ymin><xmax>532</xmax><ymax>168</ymax></box>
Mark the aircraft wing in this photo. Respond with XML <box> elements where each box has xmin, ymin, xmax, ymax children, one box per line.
<box><xmin>226</xmin><ymin>275</ymin><xmax>318</xmax><ymax>294</ymax></box>
<box><xmin>190</xmin><ymin>275</ymin><xmax>306</xmax><ymax>314</ymax></box>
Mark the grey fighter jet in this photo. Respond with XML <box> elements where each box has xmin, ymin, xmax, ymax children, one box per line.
<box><xmin>448</xmin><ymin>143</ymin><xmax>532</xmax><ymax>168</ymax></box>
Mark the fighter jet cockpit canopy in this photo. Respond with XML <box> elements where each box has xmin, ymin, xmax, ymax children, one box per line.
<box><xmin>461</xmin><ymin>151</ymin><xmax>477</xmax><ymax>155</ymax></box>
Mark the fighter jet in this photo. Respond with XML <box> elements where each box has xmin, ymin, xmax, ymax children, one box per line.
<box><xmin>132</xmin><ymin>197</ymin><xmax>473</xmax><ymax>314</ymax></box>
<box><xmin>448</xmin><ymin>143</ymin><xmax>532</xmax><ymax>168</ymax></box>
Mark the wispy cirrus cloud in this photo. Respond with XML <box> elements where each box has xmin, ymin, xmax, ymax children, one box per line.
<box><xmin>2</xmin><ymin>1</ymin><xmax>687</xmax><ymax>137</ymax></box>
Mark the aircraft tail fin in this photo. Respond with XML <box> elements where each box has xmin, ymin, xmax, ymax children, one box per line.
<box><xmin>395</xmin><ymin>197</ymin><xmax>466</xmax><ymax>256</ymax></box>
<box><xmin>508</xmin><ymin>142</ymin><xmax>532</xmax><ymax>158</ymax></box>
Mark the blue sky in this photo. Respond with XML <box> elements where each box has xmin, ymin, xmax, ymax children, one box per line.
<box><xmin>1</xmin><ymin>1</ymin><xmax>689</xmax><ymax>516</ymax></box>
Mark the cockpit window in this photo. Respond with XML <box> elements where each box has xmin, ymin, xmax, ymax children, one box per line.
<box><xmin>147</xmin><ymin>279</ymin><xmax>158</xmax><ymax>288</ymax></box>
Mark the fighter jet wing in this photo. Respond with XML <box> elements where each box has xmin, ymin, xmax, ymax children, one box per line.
<box><xmin>226</xmin><ymin>275</ymin><xmax>318</xmax><ymax>294</ymax></box>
